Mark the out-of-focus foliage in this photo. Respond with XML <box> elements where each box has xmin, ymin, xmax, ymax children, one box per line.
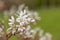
<box><xmin>3</xmin><ymin>0</ymin><xmax>40</xmax><ymax>9</ymax></box>
<box><xmin>1</xmin><ymin>0</ymin><xmax>60</xmax><ymax>10</ymax></box>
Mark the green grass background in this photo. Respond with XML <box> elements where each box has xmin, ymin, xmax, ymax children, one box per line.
<box><xmin>0</xmin><ymin>7</ymin><xmax>60</xmax><ymax>40</ymax></box>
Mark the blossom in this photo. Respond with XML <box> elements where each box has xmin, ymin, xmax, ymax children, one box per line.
<box><xmin>45</xmin><ymin>32</ymin><xmax>52</xmax><ymax>40</ymax></box>
<box><xmin>6</xmin><ymin>4</ymin><xmax>52</xmax><ymax>40</ymax></box>
<box><xmin>8</xmin><ymin>16</ymin><xmax>15</xmax><ymax>26</ymax></box>
<box><xmin>39</xmin><ymin>29</ymin><xmax>44</xmax><ymax>37</ymax></box>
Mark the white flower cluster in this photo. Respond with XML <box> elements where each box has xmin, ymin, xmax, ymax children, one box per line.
<box><xmin>32</xmin><ymin>28</ymin><xmax>52</xmax><ymax>40</ymax></box>
<box><xmin>7</xmin><ymin>4</ymin><xmax>40</xmax><ymax>38</ymax></box>
<box><xmin>7</xmin><ymin>16</ymin><xmax>17</xmax><ymax>34</ymax></box>
<box><xmin>6</xmin><ymin>4</ymin><xmax>52</xmax><ymax>40</ymax></box>
<box><xmin>8</xmin><ymin>16</ymin><xmax>15</xmax><ymax>26</ymax></box>
<box><xmin>39</xmin><ymin>30</ymin><xmax>52</xmax><ymax>40</ymax></box>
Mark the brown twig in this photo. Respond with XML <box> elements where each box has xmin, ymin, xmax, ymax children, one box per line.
<box><xmin>6</xmin><ymin>32</ymin><xmax>12</xmax><ymax>39</ymax></box>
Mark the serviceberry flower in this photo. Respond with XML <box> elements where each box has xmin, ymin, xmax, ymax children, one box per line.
<box><xmin>6</xmin><ymin>4</ymin><xmax>52</xmax><ymax>40</ymax></box>
<box><xmin>8</xmin><ymin>16</ymin><xmax>15</xmax><ymax>26</ymax></box>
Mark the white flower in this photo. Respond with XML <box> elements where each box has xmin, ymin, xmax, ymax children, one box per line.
<box><xmin>25</xmin><ymin>30</ymin><xmax>34</xmax><ymax>38</ymax></box>
<box><xmin>11</xmin><ymin>16</ymin><xmax>14</xmax><ymax>21</ymax></box>
<box><xmin>19</xmin><ymin>11</ymin><xmax>24</xmax><ymax>16</ymax></box>
<box><xmin>31</xmin><ymin>28</ymin><xmax>40</xmax><ymax>38</ymax></box>
<box><xmin>16</xmin><ymin>17</ymin><xmax>20</xmax><ymax>22</ymax></box>
<box><xmin>7</xmin><ymin>27</ymin><xmax>12</xmax><ymax>31</ymax></box>
<box><xmin>40</xmin><ymin>36</ymin><xmax>46</xmax><ymax>40</ymax></box>
<box><xmin>8</xmin><ymin>22</ymin><xmax>13</xmax><ymax>26</ymax></box>
<box><xmin>12</xmin><ymin>29</ymin><xmax>16</xmax><ymax>34</ymax></box>
<box><xmin>39</xmin><ymin>29</ymin><xmax>44</xmax><ymax>37</ymax></box>
<box><xmin>27</xmin><ymin>18</ymin><xmax>32</xmax><ymax>22</ymax></box>
<box><xmin>30</xmin><ymin>19</ymin><xmax>35</xmax><ymax>23</ymax></box>
<box><xmin>33</xmin><ymin>12</ymin><xmax>41</xmax><ymax>20</ymax></box>
<box><xmin>23</xmin><ymin>9</ymin><xmax>27</xmax><ymax>15</ymax></box>
<box><xmin>45</xmin><ymin>32</ymin><xmax>52</xmax><ymax>40</ymax></box>
<box><xmin>5</xmin><ymin>4</ymin><xmax>53</xmax><ymax>40</ymax></box>
<box><xmin>23</xmin><ymin>15</ymin><xmax>29</xmax><ymax>18</ymax></box>
<box><xmin>25</xmin><ymin>31</ymin><xmax>31</xmax><ymax>38</ymax></box>
<box><xmin>8</xmin><ymin>16</ymin><xmax>15</xmax><ymax>26</ymax></box>
<box><xmin>18</xmin><ymin>28</ymin><xmax>23</xmax><ymax>32</ymax></box>
<box><xmin>20</xmin><ymin>21</ymin><xmax>28</xmax><ymax>27</ymax></box>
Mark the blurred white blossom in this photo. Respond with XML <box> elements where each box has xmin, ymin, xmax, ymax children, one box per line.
<box><xmin>6</xmin><ymin>4</ymin><xmax>52</xmax><ymax>40</ymax></box>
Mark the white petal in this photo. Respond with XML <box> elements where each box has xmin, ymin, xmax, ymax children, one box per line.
<box><xmin>11</xmin><ymin>16</ymin><xmax>14</xmax><ymax>20</ymax></box>
<box><xmin>24</xmin><ymin>9</ymin><xmax>27</xmax><ymax>14</ymax></box>
<box><xmin>16</xmin><ymin>18</ymin><xmax>20</xmax><ymax>22</ymax></box>
<box><xmin>8</xmin><ymin>23</ymin><xmax>13</xmax><ymax>25</ymax></box>
<box><xmin>31</xmin><ymin>19</ymin><xmax>35</xmax><ymax>23</ymax></box>
<box><xmin>12</xmin><ymin>30</ymin><xmax>16</xmax><ymax>34</ymax></box>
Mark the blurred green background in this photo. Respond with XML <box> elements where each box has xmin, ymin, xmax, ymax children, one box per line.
<box><xmin>4</xmin><ymin>0</ymin><xmax>60</xmax><ymax>9</ymax></box>
<box><xmin>0</xmin><ymin>0</ymin><xmax>60</xmax><ymax>40</ymax></box>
